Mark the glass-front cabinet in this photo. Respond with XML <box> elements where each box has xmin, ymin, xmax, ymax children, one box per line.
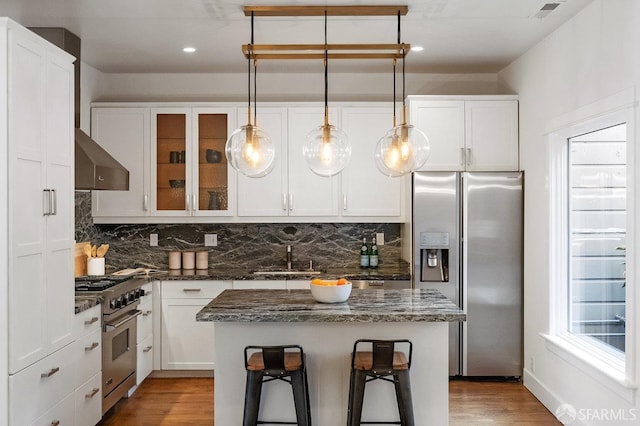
<box><xmin>151</xmin><ymin>107</ymin><xmax>236</xmax><ymax>216</ymax></box>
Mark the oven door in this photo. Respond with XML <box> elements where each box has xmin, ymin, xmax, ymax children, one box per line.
<box><xmin>103</xmin><ymin>309</ymin><xmax>141</xmax><ymax>397</ymax></box>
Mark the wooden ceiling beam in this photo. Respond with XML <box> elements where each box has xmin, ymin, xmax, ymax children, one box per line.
<box><xmin>243</xmin><ymin>5</ymin><xmax>408</xmax><ymax>17</ymax></box>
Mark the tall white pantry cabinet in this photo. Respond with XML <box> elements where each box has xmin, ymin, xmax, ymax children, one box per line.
<box><xmin>1</xmin><ymin>18</ymin><xmax>76</xmax><ymax>425</ymax></box>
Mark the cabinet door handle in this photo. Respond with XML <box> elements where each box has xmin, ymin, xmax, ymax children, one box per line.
<box><xmin>282</xmin><ymin>193</ymin><xmax>287</xmax><ymax>211</ymax></box>
<box><xmin>466</xmin><ymin>148</ymin><xmax>472</xmax><ymax>166</ymax></box>
<box><xmin>143</xmin><ymin>194</ymin><xmax>149</xmax><ymax>211</ymax></box>
<box><xmin>84</xmin><ymin>316</ymin><xmax>99</xmax><ymax>325</ymax></box>
<box><xmin>143</xmin><ymin>345</ymin><xmax>153</xmax><ymax>353</ymax></box>
<box><xmin>85</xmin><ymin>387</ymin><xmax>100</xmax><ymax>399</ymax></box>
<box><xmin>343</xmin><ymin>194</ymin><xmax>348</xmax><ymax>211</ymax></box>
<box><xmin>41</xmin><ymin>367</ymin><xmax>60</xmax><ymax>378</ymax></box>
<box><xmin>186</xmin><ymin>194</ymin><xmax>191</xmax><ymax>211</ymax></box>
<box><xmin>85</xmin><ymin>342</ymin><xmax>99</xmax><ymax>351</ymax></box>
<box><xmin>50</xmin><ymin>189</ymin><xmax>57</xmax><ymax>215</ymax></box>
<box><xmin>193</xmin><ymin>194</ymin><xmax>197</xmax><ymax>212</ymax></box>
<box><xmin>43</xmin><ymin>189</ymin><xmax>51</xmax><ymax>215</ymax></box>
<box><xmin>289</xmin><ymin>193</ymin><xmax>293</xmax><ymax>211</ymax></box>
<box><xmin>51</xmin><ymin>421</ymin><xmax>61</xmax><ymax>426</ymax></box>
<box><xmin>142</xmin><ymin>310</ymin><xmax>152</xmax><ymax>316</ymax></box>
<box><xmin>183</xmin><ymin>288</ymin><xmax>202</xmax><ymax>293</ymax></box>
<box><xmin>460</xmin><ymin>148</ymin><xmax>466</xmax><ymax>166</ymax></box>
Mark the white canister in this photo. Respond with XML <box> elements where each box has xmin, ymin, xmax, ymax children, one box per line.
<box><xmin>196</xmin><ymin>251</ymin><xmax>209</xmax><ymax>270</ymax></box>
<box><xmin>87</xmin><ymin>257</ymin><xmax>106</xmax><ymax>276</ymax></box>
<box><xmin>182</xmin><ymin>251</ymin><xmax>195</xmax><ymax>270</ymax></box>
<box><xmin>168</xmin><ymin>251</ymin><xmax>181</xmax><ymax>270</ymax></box>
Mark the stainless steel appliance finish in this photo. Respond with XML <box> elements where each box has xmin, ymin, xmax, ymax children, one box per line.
<box><xmin>76</xmin><ymin>276</ymin><xmax>146</xmax><ymax>414</ymax></box>
<box><xmin>413</xmin><ymin>171</ymin><xmax>523</xmax><ymax>377</ymax></box>
<box><xmin>351</xmin><ymin>280</ymin><xmax>412</xmax><ymax>289</ymax></box>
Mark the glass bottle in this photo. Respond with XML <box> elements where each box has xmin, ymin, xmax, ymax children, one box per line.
<box><xmin>369</xmin><ymin>236</ymin><xmax>379</xmax><ymax>269</ymax></box>
<box><xmin>360</xmin><ymin>237</ymin><xmax>370</xmax><ymax>268</ymax></box>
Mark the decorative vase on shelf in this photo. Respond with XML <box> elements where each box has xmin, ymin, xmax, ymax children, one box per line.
<box><xmin>208</xmin><ymin>191</ymin><xmax>220</xmax><ymax>210</ymax></box>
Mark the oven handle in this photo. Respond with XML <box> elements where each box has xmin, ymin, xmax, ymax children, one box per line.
<box><xmin>104</xmin><ymin>309</ymin><xmax>141</xmax><ymax>332</ymax></box>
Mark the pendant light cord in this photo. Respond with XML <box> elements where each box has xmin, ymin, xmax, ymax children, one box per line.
<box><xmin>399</xmin><ymin>10</ymin><xmax>407</xmax><ymax>125</ymax></box>
<box><xmin>247</xmin><ymin>12</ymin><xmax>253</xmax><ymax>126</ymax></box>
<box><xmin>324</xmin><ymin>10</ymin><xmax>328</xmax><ymax>126</ymax></box>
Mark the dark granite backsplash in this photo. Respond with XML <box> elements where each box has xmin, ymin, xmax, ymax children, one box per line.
<box><xmin>75</xmin><ymin>192</ymin><xmax>402</xmax><ymax>272</ymax></box>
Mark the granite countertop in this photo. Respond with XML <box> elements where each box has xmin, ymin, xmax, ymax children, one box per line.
<box><xmin>75</xmin><ymin>296</ymin><xmax>101</xmax><ymax>314</ymax></box>
<box><xmin>196</xmin><ymin>288</ymin><xmax>465</xmax><ymax>323</ymax></box>
<box><xmin>153</xmin><ymin>262</ymin><xmax>411</xmax><ymax>281</ymax></box>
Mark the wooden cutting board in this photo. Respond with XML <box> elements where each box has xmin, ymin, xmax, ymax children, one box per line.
<box><xmin>75</xmin><ymin>241</ymin><xmax>91</xmax><ymax>277</ymax></box>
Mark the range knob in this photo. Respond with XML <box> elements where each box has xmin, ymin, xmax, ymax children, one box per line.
<box><xmin>120</xmin><ymin>295</ymin><xmax>128</xmax><ymax>306</ymax></box>
<box><xmin>112</xmin><ymin>298</ymin><xmax>122</xmax><ymax>309</ymax></box>
<box><xmin>134</xmin><ymin>288</ymin><xmax>142</xmax><ymax>298</ymax></box>
<box><xmin>128</xmin><ymin>292</ymin><xmax>135</xmax><ymax>302</ymax></box>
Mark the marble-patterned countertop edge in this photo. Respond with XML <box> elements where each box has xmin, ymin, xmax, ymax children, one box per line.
<box><xmin>197</xmin><ymin>288</ymin><xmax>465</xmax><ymax>323</ymax></box>
<box><xmin>144</xmin><ymin>264</ymin><xmax>411</xmax><ymax>281</ymax></box>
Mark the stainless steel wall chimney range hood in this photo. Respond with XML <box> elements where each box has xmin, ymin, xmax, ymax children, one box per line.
<box><xmin>29</xmin><ymin>27</ymin><xmax>129</xmax><ymax>190</ymax></box>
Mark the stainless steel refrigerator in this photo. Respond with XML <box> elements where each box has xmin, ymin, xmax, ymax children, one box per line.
<box><xmin>413</xmin><ymin>171</ymin><xmax>523</xmax><ymax>377</ymax></box>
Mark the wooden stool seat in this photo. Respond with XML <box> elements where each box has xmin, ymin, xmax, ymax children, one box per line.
<box><xmin>246</xmin><ymin>351</ymin><xmax>304</xmax><ymax>371</ymax></box>
<box><xmin>353</xmin><ymin>351</ymin><xmax>409</xmax><ymax>371</ymax></box>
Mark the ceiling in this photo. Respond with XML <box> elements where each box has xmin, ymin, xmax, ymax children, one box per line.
<box><xmin>1</xmin><ymin>0</ymin><xmax>593</xmax><ymax>74</ymax></box>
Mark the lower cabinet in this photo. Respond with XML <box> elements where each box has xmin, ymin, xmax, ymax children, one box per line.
<box><xmin>32</xmin><ymin>392</ymin><xmax>75</xmax><ymax>426</ymax></box>
<box><xmin>74</xmin><ymin>372</ymin><xmax>102</xmax><ymax>426</ymax></box>
<box><xmin>137</xmin><ymin>281</ymin><xmax>154</xmax><ymax>384</ymax></box>
<box><xmin>161</xmin><ymin>280</ymin><xmax>231</xmax><ymax>370</ymax></box>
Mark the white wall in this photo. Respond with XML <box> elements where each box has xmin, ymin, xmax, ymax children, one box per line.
<box><xmin>93</xmin><ymin>72</ymin><xmax>511</xmax><ymax>103</ymax></box>
<box><xmin>499</xmin><ymin>0</ymin><xmax>640</xmax><ymax>423</ymax></box>
<box><xmin>80</xmin><ymin>61</ymin><xmax>105</xmax><ymax>134</ymax></box>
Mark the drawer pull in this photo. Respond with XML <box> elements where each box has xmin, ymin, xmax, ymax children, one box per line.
<box><xmin>142</xmin><ymin>310</ymin><xmax>152</xmax><ymax>317</ymax></box>
<box><xmin>182</xmin><ymin>288</ymin><xmax>202</xmax><ymax>293</ymax></box>
<box><xmin>85</xmin><ymin>342</ymin><xmax>99</xmax><ymax>351</ymax></box>
<box><xmin>85</xmin><ymin>387</ymin><xmax>100</xmax><ymax>399</ymax></box>
<box><xmin>41</xmin><ymin>367</ymin><xmax>60</xmax><ymax>378</ymax></box>
<box><xmin>84</xmin><ymin>316</ymin><xmax>99</xmax><ymax>325</ymax></box>
<box><xmin>51</xmin><ymin>421</ymin><xmax>60</xmax><ymax>426</ymax></box>
<box><xmin>143</xmin><ymin>345</ymin><xmax>153</xmax><ymax>353</ymax></box>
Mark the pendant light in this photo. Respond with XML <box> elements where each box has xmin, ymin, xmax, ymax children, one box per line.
<box><xmin>302</xmin><ymin>11</ymin><xmax>351</xmax><ymax>177</ymax></box>
<box><xmin>225</xmin><ymin>12</ymin><xmax>275</xmax><ymax>178</ymax></box>
<box><xmin>375</xmin><ymin>12</ymin><xmax>429</xmax><ymax>177</ymax></box>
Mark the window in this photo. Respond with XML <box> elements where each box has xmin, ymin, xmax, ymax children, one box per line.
<box><xmin>568</xmin><ymin>124</ymin><xmax>626</xmax><ymax>355</ymax></box>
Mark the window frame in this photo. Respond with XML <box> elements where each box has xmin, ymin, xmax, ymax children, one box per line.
<box><xmin>548</xmin><ymin>105</ymin><xmax>636</xmax><ymax>394</ymax></box>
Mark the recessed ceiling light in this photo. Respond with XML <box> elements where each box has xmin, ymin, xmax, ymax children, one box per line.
<box><xmin>183</xmin><ymin>47</ymin><xmax>196</xmax><ymax>53</ymax></box>
<box><xmin>411</xmin><ymin>46</ymin><xmax>424</xmax><ymax>52</ymax></box>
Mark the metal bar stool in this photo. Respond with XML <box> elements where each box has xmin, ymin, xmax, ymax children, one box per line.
<box><xmin>243</xmin><ymin>345</ymin><xmax>312</xmax><ymax>426</ymax></box>
<box><xmin>347</xmin><ymin>339</ymin><xmax>414</xmax><ymax>426</ymax></box>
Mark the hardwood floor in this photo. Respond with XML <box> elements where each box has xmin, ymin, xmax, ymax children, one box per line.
<box><xmin>98</xmin><ymin>378</ymin><xmax>559</xmax><ymax>425</ymax></box>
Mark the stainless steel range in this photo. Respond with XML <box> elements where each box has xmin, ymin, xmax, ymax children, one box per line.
<box><xmin>75</xmin><ymin>274</ymin><xmax>147</xmax><ymax>415</ymax></box>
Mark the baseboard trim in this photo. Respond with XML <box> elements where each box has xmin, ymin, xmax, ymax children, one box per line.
<box><xmin>523</xmin><ymin>368</ymin><xmax>587</xmax><ymax>426</ymax></box>
<box><xmin>149</xmin><ymin>369</ymin><xmax>214</xmax><ymax>378</ymax></box>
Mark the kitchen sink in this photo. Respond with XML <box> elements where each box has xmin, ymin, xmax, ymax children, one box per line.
<box><xmin>252</xmin><ymin>269</ymin><xmax>323</xmax><ymax>276</ymax></box>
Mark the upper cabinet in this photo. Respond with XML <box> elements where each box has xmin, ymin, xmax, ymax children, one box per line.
<box><xmin>340</xmin><ymin>106</ymin><xmax>403</xmax><ymax>217</ymax></box>
<box><xmin>91</xmin><ymin>107</ymin><xmax>150</xmax><ymax>217</ymax></box>
<box><xmin>151</xmin><ymin>107</ymin><xmax>237</xmax><ymax>217</ymax></box>
<box><xmin>90</xmin><ymin>102</ymin><xmax>419</xmax><ymax>223</ymax></box>
<box><xmin>409</xmin><ymin>96</ymin><xmax>519</xmax><ymax>171</ymax></box>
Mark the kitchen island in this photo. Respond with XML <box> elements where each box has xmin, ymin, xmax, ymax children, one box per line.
<box><xmin>197</xmin><ymin>288</ymin><xmax>465</xmax><ymax>425</ymax></box>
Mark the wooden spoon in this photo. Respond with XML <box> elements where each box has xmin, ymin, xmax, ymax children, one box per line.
<box><xmin>83</xmin><ymin>244</ymin><xmax>93</xmax><ymax>258</ymax></box>
<box><xmin>91</xmin><ymin>245</ymin><xmax>97</xmax><ymax>258</ymax></box>
<box><xmin>97</xmin><ymin>244</ymin><xmax>109</xmax><ymax>258</ymax></box>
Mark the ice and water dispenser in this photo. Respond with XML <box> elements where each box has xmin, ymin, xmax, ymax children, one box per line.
<box><xmin>418</xmin><ymin>232</ymin><xmax>450</xmax><ymax>282</ymax></box>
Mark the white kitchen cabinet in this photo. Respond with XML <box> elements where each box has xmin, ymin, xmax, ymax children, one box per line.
<box><xmin>287</xmin><ymin>107</ymin><xmax>341</xmax><ymax>216</ymax></box>
<box><xmin>161</xmin><ymin>280</ymin><xmax>231</xmax><ymax>370</ymax></box>
<box><xmin>9</xmin><ymin>341</ymin><xmax>75</xmax><ymax>425</ymax></box>
<box><xmin>74</xmin><ymin>372</ymin><xmax>102</xmax><ymax>426</ymax></box>
<box><xmin>151</xmin><ymin>107</ymin><xmax>237</xmax><ymax>217</ymax></box>
<box><xmin>340</xmin><ymin>106</ymin><xmax>403</xmax><ymax>217</ymax></box>
<box><xmin>409</xmin><ymin>96</ymin><xmax>519</xmax><ymax>171</ymax></box>
<box><xmin>233</xmin><ymin>280</ymin><xmax>287</xmax><ymax>289</ymax></box>
<box><xmin>237</xmin><ymin>107</ymin><xmax>289</xmax><ymax>216</ymax></box>
<box><xmin>237</xmin><ymin>106</ymin><xmax>339</xmax><ymax>217</ymax></box>
<box><xmin>32</xmin><ymin>393</ymin><xmax>75</xmax><ymax>426</ymax></box>
<box><xmin>136</xmin><ymin>281</ymin><xmax>154</xmax><ymax>386</ymax></box>
<box><xmin>137</xmin><ymin>334</ymin><xmax>154</xmax><ymax>386</ymax></box>
<box><xmin>4</xmin><ymin>19</ymin><xmax>75</xmax><ymax>376</ymax></box>
<box><xmin>91</xmin><ymin>107</ymin><xmax>151</xmax><ymax>217</ymax></box>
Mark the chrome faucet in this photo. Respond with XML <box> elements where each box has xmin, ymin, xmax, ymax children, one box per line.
<box><xmin>286</xmin><ymin>245</ymin><xmax>293</xmax><ymax>270</ymax></box>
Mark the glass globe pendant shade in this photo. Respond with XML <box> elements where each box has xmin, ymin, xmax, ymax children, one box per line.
<box><xmin>225</xmin><ymin>124</ymin><xmax>275</xmax><ymax>178</ymax></box>
<box><xmin>375</xmin><ymin>123</ymin><xmax>430</xmax><ymax>177</ymax></box>
<box><xmin>302</xmin><ymin>124</ymin><xmax>351</xmax><ymax>177</ymax></box>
